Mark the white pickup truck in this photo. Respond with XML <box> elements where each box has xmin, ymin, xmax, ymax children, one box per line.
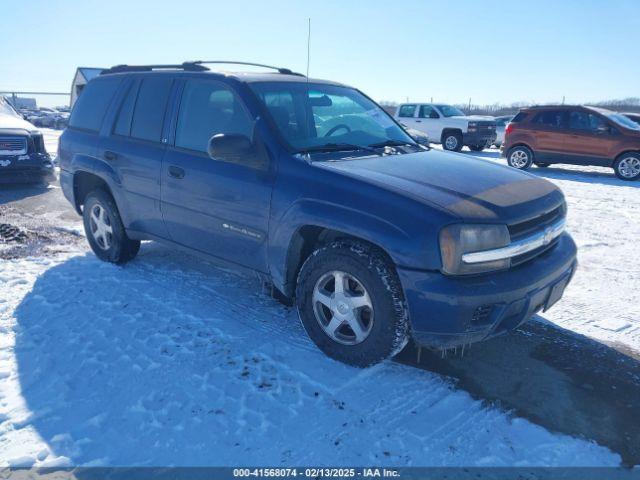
<box><xmin>394</xmin><ymin>103</ymin><xmax>497</xmax><ymax>152</ymax></box>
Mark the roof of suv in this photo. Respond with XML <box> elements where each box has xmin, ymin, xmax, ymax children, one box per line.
<box><xmin>99</xmin><ymin>62</ymin><xmax>346</xmax><ymax>87</ymax></box>
<box><xmin>520</xmin><ymin>104</ymin><xmax>614</xmax><ymax>115</ymax></box>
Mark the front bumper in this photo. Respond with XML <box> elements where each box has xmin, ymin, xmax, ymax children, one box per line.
<box><xmin>397</xmin><ymin>233</ymin><xmax>577</xmax><ymax>348</ymax></box>
<box><xmin>0</xmin><ymin>153</ymin><xmax>56</xmax><ymax>184</ymax></box>
<box><xmin>463</xmin><ymin>131</ymin><xmax>496</xmax><ymax>146</ymax></box>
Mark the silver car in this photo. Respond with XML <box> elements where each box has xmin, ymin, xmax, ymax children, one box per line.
<box><xmin>494</xmin><ymin>115</ymin><xmax>514</xmax><ymax>147</ymax></box>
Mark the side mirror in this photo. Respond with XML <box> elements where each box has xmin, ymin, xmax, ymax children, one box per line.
<box><xmin>208</xmin><ymin>133</ymin><xmax>255</xmax><ymax>162</ymax></box>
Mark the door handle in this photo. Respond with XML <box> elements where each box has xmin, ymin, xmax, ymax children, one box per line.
<box><xmin>415</xmin><ymin>120</ymin><xmax>422</xmax><ymax>123</ymax></box>
<box><xmin>168</xmin><ymin>165</ymin><xmax>185</xmax><ymax>179</ymax></box>
<box><xmin>104</xmin><ymin>150</ymin><xmax>118</xmax><ymax>161</ymax></box>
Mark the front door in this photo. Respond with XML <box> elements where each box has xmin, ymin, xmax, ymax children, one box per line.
<box><xmin>416</xmin><ymin>104</ymin><xmax>442</xmax><ymax>140</ymax></box>
<box><xmin>160</xmin><ymin>78</ymin><xmax>274</xmax><ymax>272</ymax></box>
<box><xmin>564</xmin><ymin>110</ymin><xmax>617</xmax><ymax>166</ymax></box>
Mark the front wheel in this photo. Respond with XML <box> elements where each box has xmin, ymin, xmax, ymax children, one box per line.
<box><xmin>613</xmin><ymin>153</ymin><xmax>640</xmax><ymax>181</ymax></box>
<box><xmin>507</xmin><ymin>146</ymin><xmax>534</xmax><ymax>170</ymax></box>
<box><xmin>295</xmin><ymin>241</ymin><xmax>409</xmax><ymax>367</ymax></box>
<box><xmin>83</xmin><ymin>190</ymin><xmax>140</xmax><ymax>264</ymax></box>
<box><xmin>442</xmin><ymin>132</ymin><xmax>463</xmax><ymax>152</ymax></box>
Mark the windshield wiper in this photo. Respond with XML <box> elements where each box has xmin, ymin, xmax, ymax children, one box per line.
<box><xmin>368</xmin><ymin>140</ymin><xmax>417</xmax><ymax>148</ymax></box>
<box><xmin>296</xmin><ymin>143</ymin><xmax>379</xmax><ymax>155</ymax></box>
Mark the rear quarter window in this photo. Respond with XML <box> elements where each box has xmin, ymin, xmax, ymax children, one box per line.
<box><xmin>69</xmin><ymin>77</ymin><xmax>122</xmax><ymax>132</ymax></box>
<box><xmin>532</xmin><ymin>110</ymin><xmax>565</xmax><ymax>128</ymax></box>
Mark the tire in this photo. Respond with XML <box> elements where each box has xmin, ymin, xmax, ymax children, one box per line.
<box><xmin>82</xmin><ymin>189</ymin><xmax>140</xmax><ymax>264</ymax></box>
<box><xmin>507</xmin><ymin>145</ymin><xmax>534</xmax><ymax>170</ymax></box>
<box><xmin>295</xmin><ymin>241</ymin><xmax>409</xmax><ymax>367</ymax></box>
<box><xmin>469</xmin><ymin>145</ymin><xmax>484</xmax><ymax>152</ymax></box>
<box><xmin>534</xmin><ymin>162</ymin><xmax>550</xmax><ymax>168</ymax></box>
<box><xmin>613</xmin><ymin>153</ymin><xmax>640</xmax><ymax>181</ymax></box>
<box><xmin>442</xmin><ymin>132</ymin><xmax>463</xmax><ymax>152</ymax></box>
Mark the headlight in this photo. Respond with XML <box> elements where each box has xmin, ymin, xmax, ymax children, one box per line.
<box><xmin>439</xmin><ymin>224</ymin><xmax>510</xmax><ymax>275</ymax></box>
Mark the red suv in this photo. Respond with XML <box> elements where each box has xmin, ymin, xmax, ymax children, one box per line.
<box><xmin>502</xmin><ymin>105</ymin><xmax>640</xmax><ymax>180</ymax></box>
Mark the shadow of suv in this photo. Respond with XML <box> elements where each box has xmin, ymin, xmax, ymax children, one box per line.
<box><xmin>59</xmin><ymin>61</ymin><xmax>577</xmax><ymax>367</ymax></box>
<box><xmin>502</xmin><ymin>105</ymin><xmax>640</xmax><ymax>180</ymax></box>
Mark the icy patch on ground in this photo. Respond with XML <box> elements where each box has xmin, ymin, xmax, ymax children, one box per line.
<box><xmin>0</xmin><ymin>246</ymin><xmax>620</xmax><ymax>467</ymax></box>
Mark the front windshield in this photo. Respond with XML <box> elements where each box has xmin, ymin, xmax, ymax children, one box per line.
<box><xmin>435</xmin><ymin>104</ymin><xmax>465</xmax><ymax>117</ymax></box>
<box><xmin>250</xmin><ymin>82</ymin><xmax>415</xmax><ymax>152</ymax></box>
<box><xmin>606</xmin><ymin>112</ymin><xmax>640</xmax><ymax>131</ymax></box>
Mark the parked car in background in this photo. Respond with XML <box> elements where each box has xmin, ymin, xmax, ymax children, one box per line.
<box><xmin>502</xmin><ymin>105</ymin><xmax>640</xmax><ymax>180</ymax></box>
<box><xmin>60</xmin><ymin>62</ymin><xmax>576</xmax><ymax>367</ymax></box>
<box><xmin>493</xmin><ymin>115</ymin><xmax>514</xmax><ymax>147</ymax></box>
<box><xmin>394</xmin><ymin>103</ymin><xmax>496</xmax><ymax>152</ymax></box>
<box><xmin>621</xmin><ymin>112</ymin><xmax>640</xmax><ymax>126</ymax></box>
<box><xmin>0</xmin><ymin>97</ymin><xmax>55</xmax><ymax>184</ymax></box>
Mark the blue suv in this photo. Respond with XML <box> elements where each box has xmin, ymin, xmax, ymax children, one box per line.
<box><xmin>59</xmin><ymin>62</ymin><xmax>577</xmax><ymax>367</ymax></box>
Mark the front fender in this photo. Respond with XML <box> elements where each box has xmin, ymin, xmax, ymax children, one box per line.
<box><xmin>269</xmin><ymin>198</ymin><xmax>438</xmax><ymax>293</ymax></box>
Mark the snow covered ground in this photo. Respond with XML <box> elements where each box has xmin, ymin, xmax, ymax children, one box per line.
<box><xmin>0</xmin><ymin>132</ymin><xmax>637</xmax><ymax>467</ymax></box>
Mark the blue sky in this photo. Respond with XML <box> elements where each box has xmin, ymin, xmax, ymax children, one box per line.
<box><xmin>3</xmin><ymin>0</ymin><xmax>639</xmax><ymax>107</ymax></box>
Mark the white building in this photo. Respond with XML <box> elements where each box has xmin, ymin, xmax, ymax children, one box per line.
<box><xmin>70</xmin><ymin>67</ymin><xmax>104</xmax><ymax>107</ymax></box>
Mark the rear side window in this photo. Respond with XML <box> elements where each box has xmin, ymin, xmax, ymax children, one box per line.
<box><xmin>398</xmin><ymin>104</ymin><xmax>416</xmax><ymax>118</ymax></box>
<box><xmin>113</xmin><ymin>81</ymin><xmax>139</xmax><ymax>136</ymax></box>
<box><xmin>69</xmin><ymin>77</ymin><xmax>122</xmax><ymax>132</ymax></box>
<box><xmin>511</xmin><ymin>112</ymin><xmax>528</xmax><ymax>123</ymax></box>
<box><xmin>175</xmin><ymin>79</ymin><xmax>252</xmax><ymax>153</ymax></box>
<box><xmin>130</xmin><ymin>77</ymin><xmax>173</xmax><ymax>142</ymax></box>
<box><xmin>532</xmin><ymin>110</ymin><xmax>565</xmax><ymax>128</ymax></box>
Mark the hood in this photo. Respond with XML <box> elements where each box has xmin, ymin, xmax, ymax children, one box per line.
<box><xmin>315</xmin><ymin>150</ymin><xmax>564</xmax><ymax>223</ymax></box>
<box><xmin>0</xmin><ymin>113</ymin><xmax>37</xmax><ymax>131</ymax></box>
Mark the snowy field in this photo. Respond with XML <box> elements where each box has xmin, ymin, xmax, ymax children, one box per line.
<box><xmin>0</xmin><ymin>131</ymin><xmax>637</xmax><ymax>467</ymax></box>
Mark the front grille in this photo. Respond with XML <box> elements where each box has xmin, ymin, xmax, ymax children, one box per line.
<box><xmin>477</xmin><ymin>122</ymin><xmax>496</xmax><ymax>134</ymax></box>
<box><xmin>0</xmin><ymin>136</ymin><xmax>28</xmax><ymax>155</ymax></box>
<box><xmin>508</xmin><ymin>204</ymin><xmax>565</xmax><ymax>240</ymax></box>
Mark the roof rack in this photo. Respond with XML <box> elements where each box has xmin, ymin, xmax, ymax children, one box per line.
<box><xmin>101</xmin><ymin>62</ymin><xmax>208</xmax><ymax>75</ymax></box>
<box><xmin>100</xmin><ymin>61</ymin><xmax>304</xmax><ymax>77</ymax></box>
<box><xmin>189</xmin><ymin>60</ymin><xmax>304</xmax><ymax>76</ymax></box>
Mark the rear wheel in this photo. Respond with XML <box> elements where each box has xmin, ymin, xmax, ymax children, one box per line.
<box><xmin>442</xmin><ymin>132</ymin><xmax>463</xmax><ymax>152</ymax></box>
<box><xmin>295</xmin><ymin>241</ymin><xmax>409</xmax><ymax>367</ymax></box>
<box><xmin>507</xmin><ymin>146</ymin><xmax>534</xmax><ymax>170</ymax></box>
<box><xmin>83</xmin><ymin>190</ymin><xmax>140</xmax><ymax>264</ymax></box>
<box><xmin>613</xmin><ymin>153</ymin><xmax>640</xmax><ymax>181</ymax></box>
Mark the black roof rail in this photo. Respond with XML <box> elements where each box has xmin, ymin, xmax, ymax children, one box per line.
<box><xmin>101</xmin><ymin>62</ymin><xmax>208</xmax><ymax>75</ymax></box>
<box><xmin>190</xmin><ymin>60</ymin><xmax>305</xmax><ymax>76</ymax></box>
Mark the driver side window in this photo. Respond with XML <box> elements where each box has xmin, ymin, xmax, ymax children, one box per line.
<box><xmin>419</xmin><ymin>105</ymin><xmax>439</xmax><ymax>119</ymax></box>
<box><xmin>175</xmin><ymin>80</ymin><xmax>253</xmax><ymax>153</ymax></box>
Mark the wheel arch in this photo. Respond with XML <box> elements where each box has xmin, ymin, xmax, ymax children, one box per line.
<box><xmin>440</xmin><ymin>128</ymin><xmax>463</xmax><ymax>142</ymax></box>
<box><xmin>280</xmin><ymin>225</ymin><xmax>398</xmax><ymax>299</ymax></box>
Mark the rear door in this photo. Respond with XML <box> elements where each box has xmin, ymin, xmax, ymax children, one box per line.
<box><xmin>396</xmin><ymin>104</ymin><xmax>418</xmax><ymax>131</ymax></box>
<box><xmin>564</xmin><ymin>110</ymin><xmax>617</xmax><ymax>166</ymax></box>
<box><xmin>160</xmin><ymin>78</ymin><xmax>274</xmax><ymax>272</ymax></box>
<box><xmin>529</xmin><ymin>110</ymin><xmax>568</xmax><ymax>161</ymax></box>
<box><xmin>97</xmin><ymin>75</ymin><xmax>174</xmax><ymax>238</ymax></box>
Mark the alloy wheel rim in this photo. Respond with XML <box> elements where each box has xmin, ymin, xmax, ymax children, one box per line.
<box><xmin>618</xmin><ymin>157</ymin><xmax>640</xmax><ymax>178</ymax></box>
<box><xmin>89</xmin><ymin>204</ymin><xmax>113</xmax><ymax>250</ymax></box>
<box><xmin>312</xmin><ymin>270</ymin><xmax>374</xmax><ymax>345</ymax></box>
<box><xmin>445</xmin><ymin>136</ymin><xmax>458</xmax><ymax>150</ymax></box>
<box><xmin>510</xmin><ymin>150</ymin><xmax>529</xmax><ymax>168</ymax></box>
